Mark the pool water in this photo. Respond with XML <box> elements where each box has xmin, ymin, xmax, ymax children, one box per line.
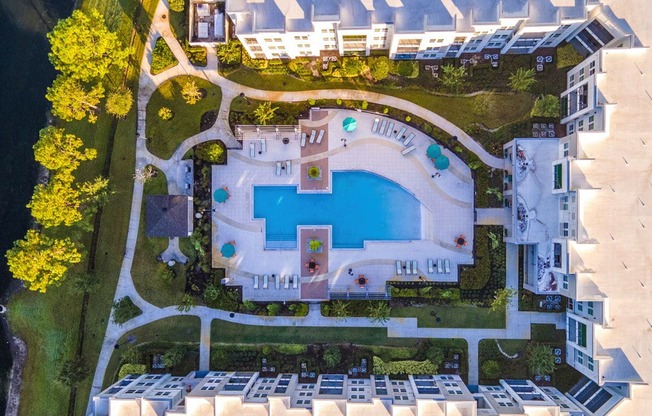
<box><xmin>253</xmin><ymin>171</ymin><xmax>421</xmax><ymax>249</ymax></box>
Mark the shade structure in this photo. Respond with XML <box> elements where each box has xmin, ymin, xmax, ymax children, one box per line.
<box><xmin>434</xmin><ymin>154</ymin><xmax>450</xmax><ymax>170</ymax></box>
<box><xmin>342</xmin><ymin>117</ymin><xmax>357</xmax><ymax>132</ymax></box>
<box><xmin>213</xmin><ymin>188</ymin><xmax>229</xmax><ymax>203</ymax></box>
<box><xmin>426</xmin><ymin>144</ymin><xmax>442</xmax><ymax>159</ymax></box>
<box><xmin>220</xmin><ymin>243</ymin><xmax>236</xmax><ymax>258</ymax></box>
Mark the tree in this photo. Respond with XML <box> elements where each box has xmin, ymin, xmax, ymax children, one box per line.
<box><xmin>181</xmin><ymin>79</ymin><xmax>202</xmax><ymax>105</ymax></box>
<box><xmin>531</xmin><ymin>94</ymin><xmax>560</xmax><ymax>117</ymax></box>
<box><xmin>527</xmin><ymin>344</ymin><xmax>556</xmax><ymax>376</ymax></box>
<box><xmin>267</xmin><ymin>303</ymin><xmax>280</xmax><ymax>316</ymax></box>
<box><xmin>33</xmin><ymin>127</ymin><xmax>97</xmax><ymax>176</ymax></box>
<box><xmin>58</xmin><ymin>359</ymin><xmax>89</xmax><ymax>387</ymax></box>
<box><xmin>72</xmin><ymin>273</ymin><xmax>101</xmax><ymax>294</ymax></box>
<box><xmin>216</xmin><ymin>41</ymin><xmax>242</xmax><ymax>66</ymax></box>
<box><xmin>28</xmin><ymin>179</ymin><xmax>83</xmax><ymax>227</ymax></box>
<box><xmin>169</xmin><ymin>0</ymin><xmax>185</xmax><ymax>12</ymax></box>
<box><xmin>486</xmin><ymin>187</ymin><xmax>503</xmax><ymax>202</ymax></box>
<box><xmin>46</xmin><ymin>75</ymin><xmax>104</xmax><ymax>122</ymax></box>
<box><xmin>134</xmin><ymin>165</ymin><xmax>157</xmax><ymax>183</ymax></box>
<box><xmin>367</xmin><ymin>302</ymin><xmax>391</xmax><ymax>324</ymax></box>
<box><xmin>330</xmin><ymin>301</ymin><xmax>350</xmax><ymax>320</ymax></box>
<box><xmin>490</xmin><ymin>288</ymin><xmax>517</xmax><ymax>312</ymax></box>
<box><xmin>481</xmin><ymin>360</ymin><xmax>501</xmax><ymax>379</ymax></box>
<box><xmin>509</xmin><ymin>68</ymin><xmax>536</xmax><ymax>92</ymax></box>
<box><xmin>162</xmin><ymin>345</ymin><xmax>187</xmax><ymax>368</ymax></box>
<box><xmin>5</xmin><ymin>230</ymin><xmax>82</xmax><ymax>292</ymax></box>
<box><xmin>342</xmin><ymin>57</ymin><xmax>364</xmax><ymax>76</ymax></box>
<box><xmin>396</xmin><ymin>61</ymin><xmax>418</xmax><ymax>77</ymax></box>
<box><xmin>158</xmin><ymin>107</ymin><xmax>173</xmax><ymax>120</ymax></box>
<box><xmin>369</xmin><ymin>56</ymin><xmax>391</xmax><ymax>81</ymax></box>
<box><xmin>47</xmin><ymin>9</ymin><xmax>129</xmax><ymax>82</ymax></box>
<box><xmin>323</xmin><ymin>347</ymin><xmax>341</xmax><ymax>369</ymax></box>
<box><xmin>204</xmin><ymin>284</ymin><xmax>219</xmax><ymax>302</ymax></box>
<box><xmin>177</xmin><ymin>293</ymin><xmax>195</xmax><ymax>312</ymax></box>
<box><xmin>105</xmin><ymin>88</ymin><xmax>133</xmax><ymax>118</ymax></box>
<box><xmin>121</xmin><ymin>346</ymin><xmax>144</xmax><ymax>364</ymax></box>
<box><xmin>440</xmin><ymin>64</ymin><xmax>467</xmax><ymax>94</ymax></box>
<box><xmin>253</xmin><ymin>101</ymin><xmax>278</xmax><ymax>125</ymax></box>
<box><xmin>112</xmin><ymin>296</ymin><xmax>142</xmax><ymax>325</ymax></box>
<box><xmin>195</xmin><ymin>142</ymin><xmax>225</xmax><ymax>163</ymax></box>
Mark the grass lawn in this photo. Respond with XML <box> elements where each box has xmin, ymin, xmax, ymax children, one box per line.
<box><xmin>390</xmin><ymin>304</ymin><xmax>505</xmax><ymax>328</ymax></box>
<box><xmin>146</xmin><ymin>76</ymin><xmax>222</xmax><ymax>159</ymax></box>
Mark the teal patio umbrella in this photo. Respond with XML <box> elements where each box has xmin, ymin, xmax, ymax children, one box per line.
<box><xmin>213</xmin><ymin>188</ymin><xmax>229</xmax><ymax>203</ymax></box>
<box><xmin>426</xmin><ymin>144</ymin><xmax>441</xmax><ymax>159</ymax></box>
<box><xmin>342</xmin><ymin>117</ymin><xmax>357</xmax><ymax>132</ymax></box>
<box><xmin>434</xmin><ymin>154</ymin><xmax>450</xmax><ymax>170</ymax></box>
<box><xmin>221</xmin><ymin>242</ymin><xmax>236</xmax><ymax>258</ymax></box>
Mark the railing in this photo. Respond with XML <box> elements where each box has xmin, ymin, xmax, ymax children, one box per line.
<box><xmin>265</xmin><ymin>233</ymin><xmax>297</xmax><ymax>250</ymax></box>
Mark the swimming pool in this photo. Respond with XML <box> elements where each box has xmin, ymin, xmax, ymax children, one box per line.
<box><xmin>253</xmin><ymin>171</ymin><xmax>421</xmax><ymax>249</ymax></box>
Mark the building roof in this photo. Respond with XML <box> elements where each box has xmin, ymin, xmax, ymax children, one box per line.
<box><xmin>145</xmin><ymin>195</ymin><xmax>193</xmax><ymax>237</ymax></box>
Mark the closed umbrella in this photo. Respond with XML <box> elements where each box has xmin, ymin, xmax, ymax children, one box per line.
<box><xmin>214</xmin><ymin>188</ymin><xmax>229</xmax><ymax>203</ymax></box>
<box><xmin>426</xmin><ymin>144</ymin><xmax>441</xmax><ymax>159</ymax></box>
<box><xmin>221</xmin><ymin>242</ymin><xmax>236</xmax><ymax>258</ymax></box>
<box><xmin>342</xmin><ymin>117</ymin><xmax>357</xmax><ymax>132</ymax></box>
<box><xmin>434</xmin><ymin>154</ymin><xmax>450</xmax><ymax>170</ymax></box>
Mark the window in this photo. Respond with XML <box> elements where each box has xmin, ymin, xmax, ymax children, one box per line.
<box><xmin>587</xmin><ymin>356</ymin><xmax>594</xmax><ymax>371</ymax></box>
<box><xmin>588</xmin><ymin>301</ymin><xmax>594</xmax><ymax>316</ymax></box>
<box><xmin>561</xmin><ymin>222</ymin><xmax>569</xmax><ymax>237</ymax></box>
<box><xmin>579</xmin><ymin>68</ymin><xmax>585</xmax><ymax>81</ymax></box>
<box><xmin>588</xmin><ymin>115</ymin><xmax>595</xmax><ymax>130</ymax></box>
<box><xmin>568</xmin><ymin>123</ymin><xmax>575</xmax><ymax>134</ymax></box>
<box><xmin>553</xmin><ymin>243</ymin><xmax>562</xmax><ymax>268</ymax></box>
<box><xmin>563</xmin><ymin>275</ymin><xmax>569</xmax><ymax>290</ymax></box>
<box><xmin>578</xmin><ymin>120</ymin><xmax>584</xmax><ymax>131</ymax></box>
<box><xmin>578</xmin><ymin>322</ymin><xmax>587</xmax><ymax>347</ymax></box>
<box><xmin>577</xmin><ymin>302</ymin><xmax>583</xmax><ymax>312</ymax></box>
<box><xmin>577</xmin><ymin>350</ymin><xmax>584</xmax><ymax>365</ymax></box>
<box><xmin>554</xmin><ymin>164</ymin><xmax>563</xmax><ymax>190</ymax></box>
<box><xmin>563</xmin><ymin>142</ymin><xmax>569</xmax><ymax>157</ymax></box>
<box><xmin>560</xmin><ymin>196</ymin><xmax>569</xmax><ymax>210</ymax></box>
<box><xmin>589</xmin><ymin>61</ymin><xmax>596</xmax><ymax>75</ymax></box>
<box><xmin>569</xmin><ymin>74</ymin><xmax>575</xmax><ymax>87</ymax></box>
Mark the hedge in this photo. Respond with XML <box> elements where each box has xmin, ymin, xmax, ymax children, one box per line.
<box><xmin>118</xmin><ymin>364</ymin><xmax>146</xmax><ymax>380</ymax></box>
<box><xmin>459</xmin><ymin>226</ymin><xmax>491</xmax><ymax>290</ymax></box>
<box><xmin>372</xmin><ymin>356</ymin><xmax>438</xmax><ymax>375</ymax></box>
<box><xmin>151</xmin><ymin>37</ymin><xmax>178</xmax><ymax>75</ymax></box>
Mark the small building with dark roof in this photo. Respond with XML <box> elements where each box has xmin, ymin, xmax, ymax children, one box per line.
<box><xmin>145</xmin><ymin>195</ymin><xmax>193</xmax><ymax>238</ymax></box>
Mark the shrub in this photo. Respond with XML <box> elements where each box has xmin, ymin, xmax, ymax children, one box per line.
<box><xmin>289</xmin><ymin>303</ymin><xmax>309</xmax><ymax>316</ymax></box>
<box><xmin>491</xmin><ymin>288</ymin><xmax>516</xmax><ymax>312</ymax></box>
<box><xmin>481</xmin><ymin>360</ymin><xmax>501</xmax><ymax>379</ymax></box>
<box><xmin>308</xmin><ymin>98</ymin><xmax>316</xmax><ymax>106</ymax></box>
<box><xmin>369</xmin><ymin>56</ymin><xmax>392</xmax><ymax>81</ymax></box>
<box><xmin>262</xmin><ymin>345</ymin><xmax>273</xmax><ymax>355</ymax></box>
<box><xmin>395</xmin><ymin>61</ymin><xmax>418</xmax><ymax>78</ymax></box>
<box><xmin>373</xmin><ymin>356</ymin><xmax>438</xmax><ymax>375</ymax></box>
<box><xmin>361</xmin><ymin>100</ymin><xmax>368</xmax><ymax>110</ymax></box>
<box><xmin>383</xmin><ymin>107</ymin><xmax>389</xmax><ymax>114</ymax></box>
<box><xmin>531</xmin><ymin>94</ymin><xmax>560</xmax><ymax>118</ymax></box>
<box><xmin>216</xmin><ymin>40</ymin><xmax>242</xmax><ymax>66</ymax></box>
<box><xmin>557</xmin><ymin>43</ymin><xmax>584</xmax><ymax>69</ymax></box>
<box><xmin>275</xmin><ymin>344</ymin><xmax>308</xmax><ymax>355</ymax></box>
<box><xmin>323</xmin><ymin>347</ymin><xmax>342</xmax><ymax>368</ymax></box>
<box><xmin>267</xmin><ymin>303</ymin><xmax>280</xmax><ymax>316</ymax></box>
<box><xmin>405</xmin><ymin>116</ymin><xmax>411</xmax><ymax>122</ymax></box>
<box><xmin>181</xmin><ymin>79</ymin><xmax>202</xmax><ymax>104</ymax></box>
<box><xmin>106</xmin><ymin>88</ymin><xmax>133</xmax><ymax>118</ymax></box>
<box><xmin>460</xmin><ymin>226</ymin><xmax>491</xmax><ymax>290</ymax></box>
<box><xmin>204</xmin><ymin>284</ymin><xmax>219</xmax><ymax>302</ymax></box>
<box><xmin>370</xmin><ymin>346</ymin><xmax>416</xmax><ymax>361</ymax></box>
<box><xmin>169</xmin><ymin>0</ymin><xmax>184</xmax><ymax>12</ymax></box>
<box><xmin>426</xmin><ymin>347</ymin><xmax>445</xmax><ymax>367</ymax></box>
<box><xmin>118</xmin><ymin>364</ymin><xmax>146</xmax><ymax>380</ymax></box>
<box><xmin>121</xmin><ymin>346</ymin><xmax>144</xmax><ymax>364</ymax></box>
<box><xmin>527</xmin><ymin>344</ymin><xmax>556</xmax><ymax>376</ymax></box>
<box><xmin>342</xmin><ymin>57</ymin><xmax>364</xmax><ymax>77</ymax></box>
<box><xmin>112</xmin><ymin>297</ymin><xmax>142</xmax><ymax>325</ymax></box>
<box><xmin>509</xmin><ymin>68</ymin><xmax>536</xmax><ymax>92</ymax></box>
<box><xmin>58</xmin><ymin>359</ymin><xmax>89</xmax><ymax>387</ymax></box>
<box><xmin>242</xmin><ymin>300</ymin><xmax>257</xmax><ymax>312</ymax></box>
<box><xmin>159</xmin><ymin>265</ymin><xmax>175</xmax><ymax>282</ymax></box>
<box><xmin>151</xmin><ymin>37</ymin><xmax>178</xmax><ymax>74</ymax></box>
<box><xmin>195</xmin><ymin>141</ymin><xmax>225</xmax><ymax>163</ymax></box>
<box><xmin>336</xmin><ymin>99</ymin><xmax>343</xmax><ymax>105</ymax></box>
<box><xmin>158</xmin><ymin>107</ymin><xmax>173</xmax><ymax>120</ymax></box>
<box><xmin>163</xmin><ymin>345</ymin><xmax>187</xmax><ymax>368</ymax></box>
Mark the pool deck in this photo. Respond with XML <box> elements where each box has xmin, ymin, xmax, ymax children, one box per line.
<box><xmin>212</xmin><ymin>109</ymin><xmax>475</xmax><ymax>301</ymax></box>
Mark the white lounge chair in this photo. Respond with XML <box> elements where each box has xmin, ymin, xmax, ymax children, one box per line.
<box><xmin>254</xmin><ymin>275</ymin><xmax>259</xmax><ymax>289</ymax></box>
<box><xmin>276</xmin><ymin>161</ymin><xmax>282</xmax><ymax>176</ymax></box>
<box><xmin>292</xmin><ymin>274</ymin><xmax>299</xmax><ymax>289</ymax></box>
<box><xmin>260</xmin><ymin>139</ymin><xmax>266</xmax><ymax>153</ymax></box>
<box><xmin>444</xmin><ymin>259</ymin><xmax>451</xmax><ymax>274</ymax></box>
<box><xmin>403</xmin><ymin>133</ymin><xmax>415</xmax><ymax>146</ymax></box>
<box><xmin>405</xmin><ymin>260</ymin><xmax>412</xmax><ymax>275</ymax></box>
<box><xmin>412</xmin><ymin>260</ymin><xmax>418</xmax><ymax>275</ymax></box>
<box><xmin>275</xmin><ymin>275</ymin><xmax>280</xmax><ymax>289</ymax></box>
<box><xmin>379</xmin><ymin>120</ymin><xmax>387</xmax><ymax>135</ymax></box>
<box><xmin>396</xmin><ymin>127</ymin><xmax>407</xmax><ymax>140</ymax></box>
<box><xmin>263</xmin><ymin>275</ymin><xmax>269</xmax><ymax>289</ymax></box>
<box><xmin>284</xmin><ymin>275</ymin><xmax>290</xmax><ymax>289</ymax></box>
<box><xmin>301</xmin><ymin>132</ymin><xmax>307</xmax><ymax>147</ymax></box>
<box><xmin>402</xmin><ymin>145</ymin><xmax>416</xmax><ymax>156</ymax></box>
<box><xmin>309</xmin><ymin>130</ymin><xmax>316</xmax><ymax>143</ymax></box>
<box><xmin>396</xmin><ymin>260</ymin><xmax>402</xmax><ymax>275</ymax></box>
<box><xmin>386</xmin><ymin>122</ymin><xmax>395</xmax><ymax>137</ymax></box>
<box><xmin>286</xmin><ymin>160</ymin><xmax>292</xmax><ymax>174</ymax></box>
<box><xmin>372</xmin><ymin>118</ymin><xmax>380</xmax><ymax>133</ymax></box>
<box><xmin>428</xmin><ymin>259</ymin><xmax>434</xmax><ymax>274</ymax></box>
<box><xmin>437</xmin><ymin>259</ymin><xmax>443</xmax><ymax>274</ymax></box>
<box><xmin>316</xmin><ymin>129</ymin><xmax>325</xmax><ymax>144</ymax></box>
<box><xmin>249</xmin><ymin>142</ymin><xmax>255</xmax><ymax>158</ymax></box>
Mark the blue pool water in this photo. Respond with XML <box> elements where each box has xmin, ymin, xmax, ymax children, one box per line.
<box><xmin>253</xmin><ymin>171</ymin><xmax>421</xmax><ymax>249</ymax></box>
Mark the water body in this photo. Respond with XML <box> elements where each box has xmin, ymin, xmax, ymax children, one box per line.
<box><xmin>0</xmin><ymin>0</ymin><xmax>74</xmax><ymax>412</ymax></box>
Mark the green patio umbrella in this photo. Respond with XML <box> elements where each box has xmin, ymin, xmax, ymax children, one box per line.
<box><xmin>426</xmin><ymin>144</ymin><xmax>442</xmax><ymax>159</ymax></box>
<box><xmin>221</xmin><ymin>242</ymin><xmax>236</xmax><ymax>258</ymax></box>
<box><xmin>434</xmin><ymin>154</ymin><xmax>450</xmax><ymax>170</ymax></box>
<box><xmin>213</xmin><ymin>188</ymin><xmax>229</xmax><ymax>203</ymax></box>
<box><xmin>342</xmin><ymin>117</ymin><xmax>357</xmax><ymax>132</ymax></box>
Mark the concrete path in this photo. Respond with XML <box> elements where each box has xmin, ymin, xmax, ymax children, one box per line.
<box><xmin>199</xmin><ymin>318</ymin><xmax>211</xmax><ymax>371</ymax></box>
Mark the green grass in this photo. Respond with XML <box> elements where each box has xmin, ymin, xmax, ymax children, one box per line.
<box><xmin>390</xmin><ymin>304</ymin><xmax>505</xmax><ymax>328</ymax></box>
<box><xmin>146</xmin><ymin>76</ymin><xmax>222</xmax><ymax>159</ymax></box>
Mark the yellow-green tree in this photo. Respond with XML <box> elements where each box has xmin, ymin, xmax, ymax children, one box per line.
<box><xmin>5</xmin><ymin>230</ymin><xmax>82</xmax><ymax>293</ymax></box>
<box><xmin>33</xmin><ymin>127</ymin><xmax>97</xmax><ymax>177</ymax></box>
<box><xmin>253</xmin><ymin>101</ymin><xmax>278</xmax><ymax>125</ymax></box>
<box><xmin>46</xmin><ymin>75</ymin><xmax>104</xmax><ymax>122</ymax></box>
<box><xmin>105</xmin><ymin>88</ymin><xmax>134</xmax><ymax>118</ymax></box>
<box><xmin>181</xmin><ymin>80</ymin><xmax>202</xmax><ymax>105</ymax></box>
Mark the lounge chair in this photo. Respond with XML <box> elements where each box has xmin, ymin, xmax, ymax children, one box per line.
<box><xmin>403</xmin><ymin>133</ymin><xmax>415</xmax><ymax>146</ymax></box>
<box><xmin>396</xmin><ymin>260</ymin><xmax>402</xmax><ymax>275</ymax></box>
<box><xmin>276</xmin><ymin>161</ymin><xmax>282</xmax><ymax>176</ymax></box>
<box><xmin>249</xmin><ymin>142</ymin><xmax>255</xmax><ymax>158</ymax></box>
<box><xmin>286</xmin><ymin>160</ymin><xmax>292</xmax><ymax>175</ymax></box>
<box><xmin>309</xmin><ymin>130</ymin><xmax>316</xmax><ymax>143</ymax></box>
<box><xmin>405</xmin><ymin>260</ymin><xmax>412</xmax><ymax>275</ymax></box>
<box><xmin>254</xmin><ymin>275</ymin><xmax>259</xmax><ymax>289</ymax></box>
<box><xmin>386</xmin><ymin>122</ymin><xmax>395</xmax><ymax>137</ymax></box>
<box><xmin>396</xmin><ymin>127</ymin><xmax>407</xmax><ymax>140</ymax></box>
<box><xmin>275</xmin><ymin>275</ymin><xmax>280</xmax><ymax>289</ymax></box>
<box><xmin>428</xmin><ymin>259</ymin><xmax>434</xmax><ymax>274</ymax></box>
<box><xmin>260</xmin><ymin>139</ymin><xmax>266</xmax><ymax>153</ymax></box>
<box><xmin>301</xmin><ymin>132</ymin><xmax>307</xmax><ymax>147</ymax></box>
<box><xmin>263</xmin><ymin>275</ymin><xmax>269</xmax><ymax>289</ymax></box>
<box><xmin>437</xmin><ymin>259</ymin><xmax>443</xmax><ymax>274</ymax></box>
<box><xmin>372</xmin><ymin>118</ymin><xmax>380</xmax><ymax>133</ymax></box>
<box><xmin>284</xmin><ymin>275</ymin><xmax>290</xmax><ymax>289</ymax></box>
<box><xmin>292</xmin><ymin>274</ymin><xmax>299</xmax><ymax>289</ymax></box>
<box><xmin>379</xmin><ymin>120</ymin><xmax>387</xmax><ymax>135</ymax></box>
<box><xmin>444</xmin><ymin>259</ymin><xmax>451</xmax><ymax>274</ymax></box>
<box><xmin>316</xmin><ymin>129</ymin><xmax>325</xmax><ymax>144</ymax></box>
<box><xmin>412</xmin><ymin>260</ymin><xmax>418</xmax><ymax>275</ymax></box>
<box><xmin>401</xmin><ymin>145</ymin><xmax>416</xmax><ymax>156</ymax></box>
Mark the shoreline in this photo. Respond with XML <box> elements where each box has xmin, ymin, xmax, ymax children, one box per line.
<box><xmin>2</xmin><ymin>280</ymin><xmax>25</xmax><ymax>416</ymax></box>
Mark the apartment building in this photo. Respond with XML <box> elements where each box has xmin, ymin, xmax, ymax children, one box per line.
<box><xmin>212</xmin><ymin>0</ymin><xmax>623</xmax><ymax>60</ymax></box>
<box><xmin>92</xmin><ymin>371</ymin><xmax>586</xmax><ymax>416</ymax></box>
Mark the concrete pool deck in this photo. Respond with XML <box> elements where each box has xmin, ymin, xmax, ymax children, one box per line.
<box><xmin>212</xmin><ymin>109</ymin><xmax>474</xmax><ymax>301</ymax></box>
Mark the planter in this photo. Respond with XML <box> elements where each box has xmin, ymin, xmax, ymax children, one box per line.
<box><xmin>307</xmin><ymin>166</ymin><xmax>322</xmax><ymax>180</ymax></box>
<box><xmin>307</xmin><ymin>238</ymin><xmax>323</xmax><ymax>253</ymax></box>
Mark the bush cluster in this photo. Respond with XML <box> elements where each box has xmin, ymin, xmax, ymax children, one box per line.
<box><xmin>151</xmin><ymin>37</ymin><xmax>178</xmax><ymax>74</ymax></box>
<box><xmin>372</xmin><ymin>356</ymin><xmax>438</xmax><ymax>375</ymax></box>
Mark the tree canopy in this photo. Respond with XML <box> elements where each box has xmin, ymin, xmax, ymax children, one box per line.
<box><xmin>195</xmin><ymin>142</ymin><xmax>225</xmax><ymax>163</ymax></box>
<box><xmin>5</xmin><ymin>230</ymin><xmax>82</xmax><ymax>292</ymax></box>
<box><xmin>531</xmin><ymin>94</ymin><xmax>560</xmax><ymax>117</ymax></box>
<box><xmin>181</xmin><ymin>80</ymin><xmax>202</xmax><ymax>105</ymax></box>
<box><xmin>440</xmin><ymin>64</ymin><xmax>467</xmax><ymax>94</ymax></box>
<box><xmin>46</xmin><ymin>75</ymin><xmax>104</xmax><ymax>122</ymax></box>
<box><xmin>47</xmin><ymin>9</ymin><xmax>129</xmax><ymax>82</ymax></box>
<box><xmin>369</xmin><ymin>56</ymin><xmax>392</xmax><ymax>81</ymax></box>
<box><xmin>253</xmin><ymin>101</ymin><xmax>278</xmax><ymax>125</ymax></box>
<box><xmin>216</xmin><ymin>41</ymin><xmax>242</xmax><ymax>66</ymax></box>
<box><xmin>33</xmin><ymin>127</ymin><xmax>97</xmax><ymax>176</ymax></box>
<box><xmin>58</xmin><ymin>359</ymin><xmax>90</xmax><ymax>387</ymax></box>
<box><xmin>28</xmin><ymin>179</ymin><xmax>84</xmax><ymax>227</ymax></box>
<box><xmin>527</xmin><ymin>344</ymin><xmax>556</xmax><ymax>376</ymax></box>
<box><xmin>106</xmin><ymin>88</ymin><xmax>134</xmax><ymax>118</ymax></box>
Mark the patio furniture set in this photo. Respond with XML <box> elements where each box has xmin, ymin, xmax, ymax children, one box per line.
<box><xmin>253</xmin><ymin>274</ymin><xmax>299</xmax><ymax>290</ymax></box>
<box><xmin>535</xmin><ymin>55</ymin><xmax>554</xmax><ymax>72</ymax></box>
<box><xmin>395</xmin><ymin>259</ymin><xmax>451</xmax><ymax>276</ymax></box>
<box><xmin>371</xmin><ymin>117</ymin><xmax>417</xmax><ymax>156</ymax></box>
<box><xmin>532</xmin><ymin>122</ymin><xmax>556</xmax><ymax>138</ymax></box>
<box><xmin>301</xmin><ymin>129</ymin><xmax>325</xmax><ymax>147</ymax></box>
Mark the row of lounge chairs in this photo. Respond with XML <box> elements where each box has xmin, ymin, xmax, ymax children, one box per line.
<box><xmin>301</xmin><ymin>129</ymin><xmax>325</xmax><ymax>147</ymax></box>
<box><xmin>396</xmin><ymin>260</ymin><xmax>419</xmax><ymax>275</ymax></box>
<box><xmin>372</xmin><ymin>118</ymin><xmax>416</xmax><ymax>156</ymax></box>
<box><xmin>275</xmin><ymin>160</ymin><xmax>292</xmax><ymax>175</ymax></box>
<box><xmin>253</xmin><ymin>274</ymin><xmax>299</xmax><ymax>289</ymax></box>
<box><xmin>249</xmin><ymin>139</ymin><xmax>267</xmax><ymax>158</ymax></box>
<box><xmin>427</xmin><ymin>259</ymin><xmax>451</xmax><ymax>274</ymax></box>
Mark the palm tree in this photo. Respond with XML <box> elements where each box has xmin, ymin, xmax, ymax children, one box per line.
<box><xmin>527</xmin><ymin>344</ymin><xmax>556</xmax><ymax>375</ymax></box>
<box><xmin>330</xmin><ymin>300</ymin><xmax>350</xmax><ymax>320</ymax></box>
<box><xmin>509</xmin><ymin>68</ymin><xmax>536</xmax><ymax>92</ymax></box>
<box><xmin>181</xmin><ymin>79</ymin><xmax>203</xmax><ymax>104</ymax></box>
<box><xmin>253</xmin><ymin>101</ymin><xmax>278</xmax><ymax>125</ymax></box>
<box><xmin>440</xmin><ymin>64</ymin><xmax>467</xmax><ymax>94</ymax></box>
<box><xmin>367</xmin><ymin>302</ymin><xmax>391</xmax><ymax>324</ymax></box>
